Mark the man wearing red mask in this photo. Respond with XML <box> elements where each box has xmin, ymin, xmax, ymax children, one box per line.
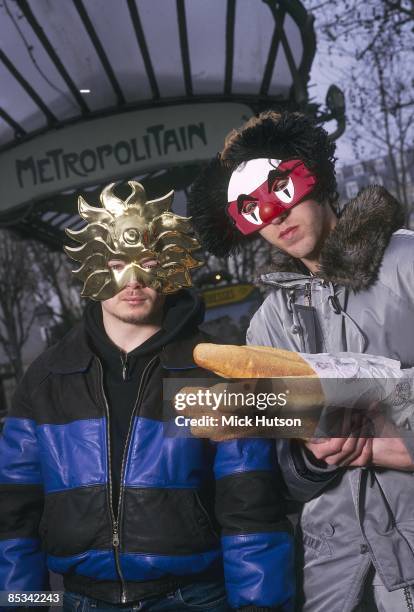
<box><xmin>189</xmin><ymin>111</ymin><xmax>414</xmax><ymax>611</ymax></box>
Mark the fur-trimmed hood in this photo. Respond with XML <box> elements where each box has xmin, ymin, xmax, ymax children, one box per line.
<box><xmin>266</xmin><ymin>185</ymin><xmax>405</xmax><ymax>292</ymax></box>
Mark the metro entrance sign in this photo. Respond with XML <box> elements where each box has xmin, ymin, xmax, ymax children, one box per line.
<box><xmin>0</xmin><ymin>102</ymin><xmax>252</xmax><ymax>215</ymax></box>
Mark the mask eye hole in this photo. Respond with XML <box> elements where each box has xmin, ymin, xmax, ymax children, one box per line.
<box><xmin>108</xmin><ymin>260</ymin><xmax>127</xmax><ymax>272</ymax></box>
<box><xmin>241</xmin><ymin>201</ymin><xmax>263</xmax><ymax>225</ymax></box>
<box><xmin>141</xmin><ymin>259</ymin><xmax>158</xmax><ymax>269</ymax></box>
<box><xmin>241</xmin><ymin>201</ymin><xmax>258</xmax><ymax>214</ymax></box>
<box><xmin>271</xmin><ymin>178</ymin><xmax>289</xmax><ymax>192</ymax></box>
<box><xmin>273</xmin><ymin>176</ymin><xmax>294</xmax><ymax>204</ymax></box>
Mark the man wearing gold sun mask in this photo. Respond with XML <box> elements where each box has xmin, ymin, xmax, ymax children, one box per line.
<box><xmin>0</xmin><ymin>181</ymin><xmax>296</xmax><ymax>611</ymax></box>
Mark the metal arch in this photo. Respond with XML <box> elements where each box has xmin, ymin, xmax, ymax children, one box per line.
<box><xmin>261</xmin><ymin>0</ymin><xmax>316</xmax><ymax>106</ymax></box>
<box><xmin>0</xmin><ymin>0</ymin><xmax>317</xmax><ymax>155</ymax></box>
<box><xmin>224</xmin><ymin>0</ymin><xmax>236</xmax><ymax>96</ymax></box>
<box><xmin>0</xmin><ymin>49</ymin><xmax>57</xmax><ymax>125</ymax></box>
<box><xmin>73</xmin><ymin>0</ymin><xmax>126</xmax><ymax>107</ymax></box>
<box><xmin>0</xmin><ymin>0</ymin><xmax>322</xmax><ymax>247</ymax></box>
<box><xmin>176</xmin><ymin>0</ymin><xmax>193</xmax><ymax>97</ymax></box>
<box><xmin>16</xmin><ymin>215</ymin><xmax>67</xmax><ymax>250</ymax></box>
<box><xmin>9</xmin><ymin>195</ymin><xmax>78</xmax><ymax>250</ymax></box>
<box><xmin>260</xmin><ymin>4</ymin><xmax>285</xmax><ymax>96</ymax></box>
<box><xmin>16</xmin><ymin>0</ymin><xmax>90</xmax><ymax>115</ymax></box>
<box><xmin>40</xmin><ymin>211</ymin><xmax>62</xmax><ymax>226</ymax></box>
<box><xmin>127</xmin><ymin>0</ymin><xmax>160</xmax><ymax>100</ymax></box>
<box><xmin>0</xmin><ymin>108</ymin><xmax>26</xmax><ymax>138</ymax></box>
<box><xmin>279</xmin><ymin>20</ymin><xmax>306</xmax><ymax>104</ymax></box>
<box><xmin>276</xmin><ymin>0</ymin><xmax>316</xmax><ymax>101</ymax></box>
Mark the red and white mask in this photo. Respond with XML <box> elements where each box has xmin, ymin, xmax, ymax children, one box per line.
<box><xmin>226</xmin><ymin>158</ymin><xmax>317</xmax><ymax>235</ymax></box>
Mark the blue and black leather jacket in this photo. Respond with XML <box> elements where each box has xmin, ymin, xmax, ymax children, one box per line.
<box><xmin>0</xmin><ymin>290</ymin><xmax>294</xmax><ymax>611</ymax></box>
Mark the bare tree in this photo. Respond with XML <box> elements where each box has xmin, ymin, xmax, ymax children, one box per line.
<box><xmin>0</xmin><ymin>231</ymin><xmax>40</xmax><ymax>380</ymax></box>
<box><xmin>307</xmin><ymin>0</ymin><xmax>414</xmax><ymax>57</ymax></box>
<box><xmin>346</xmin><ymin>48</ymin><xmax>414</xmax><ymax>218</ymax></box>
<box><xmin>29</xmin><ymin>242</ymin><xmax>83</xmax><ymax>334</ymax></box>
<box><xmin>306</xmin><ymin>0</ymin><xmax>414</xmax><ymax>219</ymax></box>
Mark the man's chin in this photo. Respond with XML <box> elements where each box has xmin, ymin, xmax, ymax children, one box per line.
<box><xmin>113</xmin><ymin>303</ymin><xmax>162</xmax><ymax>326</ymax></box>
<box><xmin>284</xmin><ymin>247</ymin><xmax>309</xmax><ymax>259</ymax></box>
<box><xmin>114</xmin><ymin>313</ymin><xmax>152</xmax><ymax>325</ymax></box>
<box><xmin>281</xmin><ymin>239</ymin><xmax>316</xmax><ymax>260</ymax></box>
<box><xmin>115</xmin><ymin>315</ymin><xmax>152</xmax><ymax>325</ymax></box>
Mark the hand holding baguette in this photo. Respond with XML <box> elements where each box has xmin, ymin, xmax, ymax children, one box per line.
<box><xmin>178</xmin><ymin>343</ymin><xmax>406</xmax><ymax>442</ymax></box>
<box><xmin>178</xmin><ymin>343</ymin><xmax>325</xmax><ymax>441</ymax></box>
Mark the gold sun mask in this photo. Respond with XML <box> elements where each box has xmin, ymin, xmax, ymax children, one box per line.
<box><xmin>64</xmin><ymin>181</ymin><xmax>204</xmax><ymax>300</ymax></box>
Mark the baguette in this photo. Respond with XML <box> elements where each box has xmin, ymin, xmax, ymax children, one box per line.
<box><xmin>193</xmin><ymin>343</ymin><xmax>317</xmax><ymax>378</ymax></box>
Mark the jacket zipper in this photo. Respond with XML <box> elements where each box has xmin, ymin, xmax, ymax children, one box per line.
<box><xmin>115</xmin><ymin>354</ymin><xmax>159</xmax><ymax>603</ymax></box>
<box><xmin>97</xmin><ymin>359</ymin><xmax>127</xmax><ymax>602</ymax></box>
<box><xmin>404</xmin><ymin>587</ymin><xmax>414</xmax><ymax>612</ymax></box>
<box><xmin>304</xmin><ymin>282</ymin><xmax>312</xmax><ymax>307</ymax></box>
<box><xmin>120</xmin><ymin>352</ymin><xmax>128</xmax><ymax>381</ymax></box>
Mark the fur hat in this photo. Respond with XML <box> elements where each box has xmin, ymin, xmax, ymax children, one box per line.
<box><xmin>188</xmin><ymin>111</ymin><xmax>337</xmax><ymax>257</ymax></box>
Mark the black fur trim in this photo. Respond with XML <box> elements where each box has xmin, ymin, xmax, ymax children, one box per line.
<box><xmin>267</xmin><ymin>186</ymin><xmax>405</xmax><ymax>291</ymax></box>
<box><xmin>188</xmin><ymin>155</ymin><xmax>241</xmax><ymax>257</ymax></box>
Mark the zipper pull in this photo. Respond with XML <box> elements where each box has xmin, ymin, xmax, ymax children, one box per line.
<box><xmin>120</xmin><ymin>353</ymin><xmax>128</xmax><ymax>381</ymax></box>
<box><xmin>113</xmin><ymin>523</ymin><xmax>120</xmax><ymax>547</ymax></box>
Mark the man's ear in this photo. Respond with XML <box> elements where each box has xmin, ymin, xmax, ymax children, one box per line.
<box><xmin>318</xmin><ymin>197</ymin><xmax>338</xmax><ymax>217</ymax></box>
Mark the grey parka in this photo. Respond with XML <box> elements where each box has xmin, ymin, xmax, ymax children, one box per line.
<box><xmin>247</xmin><ymin>186</ymin><xmax>414</xmax><ymax>611</ymax></box>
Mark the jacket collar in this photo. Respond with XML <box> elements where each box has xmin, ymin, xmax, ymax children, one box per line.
<box><xmin>261</xmin><ymin>186</ymin><xmax>405</xmax><ymax>292</ymax></box>
<box><xmin>44</xmin><ymin>321</ymin><xmax>94</xmax><ymax>374</ymax></box>
<box><xmin>44</xmin><ymin>289</ymin><xmax>206</xmax><ymax>374</ymax></box>
<box><xmin>44</xmin><ymin>320</ymin><xmax>205</xmax><ymax>374</ymax></box>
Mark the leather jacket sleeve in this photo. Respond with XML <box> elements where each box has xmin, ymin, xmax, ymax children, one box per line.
<box><xmin>0</xmin><ymin>373</ymin><xmax>49</xmax><ymax>593</ymax></box>
<box><xmin>214</xmin><ymin>438</ymin><xmax>294</xmax><ymax>611</ymax></box>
